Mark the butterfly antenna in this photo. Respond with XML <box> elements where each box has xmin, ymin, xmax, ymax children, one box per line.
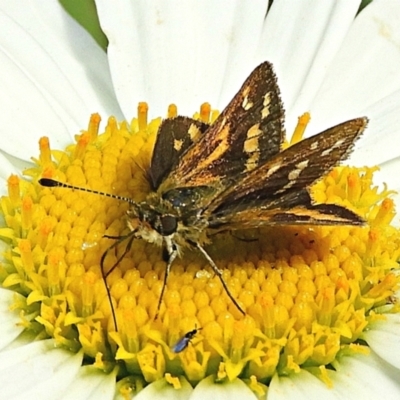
<box><xmin>39</xmin><ymin>178</ymin><xmax>137</xmax><ymax>206</ymax></box>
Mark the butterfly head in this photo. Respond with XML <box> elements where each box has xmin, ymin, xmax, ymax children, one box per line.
<box><xmin>125</xmin><ymin>194</ymin><xmax>186</xmax><ymax>251</ymax></box>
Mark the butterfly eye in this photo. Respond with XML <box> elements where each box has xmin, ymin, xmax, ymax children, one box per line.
<box><xmin>159</xmin><ymin>215</ymin><xmax>177</xmax><ymax>236</ymax></box>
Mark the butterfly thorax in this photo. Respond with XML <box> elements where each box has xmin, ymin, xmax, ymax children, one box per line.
<box><xmin>126</xmin><ymin>187</ymin><xmax>213</xmax><ymax>252</ymax></box>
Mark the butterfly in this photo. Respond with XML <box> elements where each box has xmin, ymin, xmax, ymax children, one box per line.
<box><xmin>40</xmin><ymin>61</ymin><xmax>367</xmax><ymax>329</ymax></box>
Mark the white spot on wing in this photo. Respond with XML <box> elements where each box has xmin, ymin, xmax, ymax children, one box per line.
<box><xmin>287</xmin><ymin>160</ymin><xmax>309</xmax><ymax>180</ymax></box>
<box><xmin>296</xmin><ymin>160</ymin><xmax>309</xmax><ymax>170</ymax></box>
<box><xmin>261</xmin><ymin>92</ymin><xmax>271</xmax><ymax>118</ymax></box>
<box><xmin>310</xmin><ymin>141</ymin><xmax>318</xmax><ymax>150</ymax></box>
<box><xmin>242</xmin><ymin>96</ymin><xmax>253</xmax><ymax>110</ymax></box>
<box><xmin>334</xmin><ymin>139</ymin><xmax>345</xmax><ymax>148</ymax></box>
<box><xmin>276</xmin><ymin>160</ymin><xmax>309</xmax><ymax>193</ymax></box>
<box><xmin>265</xmin><ymin>163</ymin><xmax>281</xmax><ymax>178</ymax></box>
<box><xmin>321</xmin><ymin>138</ymin><xmax>346</xmax><ymax>156</ymax></box>
<box><xmin>321</xmin><ymin>148</ymin><xmax>332</xmax><ymax>157</ymax></box>
<box><xmin>174</xmin><ymin>139</ymin><xmax>183</xmax><ymax>151</ymax></box>
<box><xmin>188</xmin><ymin>124</ymin><xmax>201</xmax><ymax>141</ymax></box>
<box><xmin>244</xmin><ymin>124</ymin><xmax>262</xmax><ymax>171</ymax></box>
<box><xmin>242</xmin><ymin>87</ymin><xmax>253</xmax><ymax>110</ymax></box>
<box><xmin>288</xmin><ymin>169</ymin><xmax>301</xmax><ymax>181</ymax></box>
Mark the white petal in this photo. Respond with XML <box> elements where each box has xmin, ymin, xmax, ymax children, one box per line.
<box><xmin>268</xmin><ymin>370</ymin><xmax>337</xmax><ymax>400</ymax></box>
<box><xmin>134</xmin><ymin>376</ymin><xmax>192</xmax><ymax>400</ymax></box>
<box><xmin>0</xmin><ymin>339</ymin><xmax>84</xmax><ymax>400</ymax></box>
<box><xmin>349</xmin><ymin>88</ymin><xmax>400</xmax><ymax>167</ymax></box>
<box><xmin>59</xmin><ymin>365</ymin><xmax>116</xmax><ymax>400</ymax></box>
<box><xmin>331</xmin><ymin>352</ymin><xmax>400</xmax><ymax>400</ymax></box>
<box><xmin>96</xmin><ymin>0</ymin><xmax>268</xmax><ymax>119</ymax></box>
<box><xmin>346</xmin><ymin>88</ymin><xmax>400</xmax><ymax>217</ymax></box>
<box><xmin>0</xmin><ymin>289</ymin><xmax>27</xmax><ymax>351</ymax></box>
<box><xmin>259</xmin><ymin>0</ymin><xmax>360</xmax><ymax>126</ymax></box>
<box><xmin>0</xmin><ymin>2</ymin><xmax>122</xmax><ymax>162</ymax></box>
<box><xmin>0</xmin><ymin>153</ymin><xmax>19</xmax><ymax>182</ymax></box>
<box><xmin>190</xmin><ymin>375</ymin><xmax>256</xmax><ymax>400</ymax></box>
<box><xmin>362</xmin><ymin>314</ymin><xmax>400</xmax><ymax>370</ymax></box>
<box><xmin>308</xmin><ymin>0</ymin><xmax>400</xmax><ymax>134</ymax></box>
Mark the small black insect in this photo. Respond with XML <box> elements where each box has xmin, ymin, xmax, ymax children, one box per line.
<box><xmin>172</xmin><ymin>327</ymin><xmax>202</xmax><ymax>353</ymax></box>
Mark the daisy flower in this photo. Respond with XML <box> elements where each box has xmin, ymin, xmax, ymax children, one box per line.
<box><xmin>0</xmin><ymin>1</ymin><xmax>400</xmax><ymax>399</ymax></box>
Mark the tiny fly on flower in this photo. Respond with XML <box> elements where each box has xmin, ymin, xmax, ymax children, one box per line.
<box><xmin>173</xmin><ymin>327</ymin><xmax>202</xmax><ymax>353</ymax></box>
<box><xmin>39</xmin><ymin>61</ymin><xmax>366</xmax><ymax>330</ymax></box>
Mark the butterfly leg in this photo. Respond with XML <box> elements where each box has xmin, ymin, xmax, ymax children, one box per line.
<box><xmin>196</xmin><ymin>243</ymin><xmax>245</xmax><ymax>315</ymax></box>
<box><xmin>100</xmin><ymin>231</ymin><xmax>136</xmax><ymax>331</ymax></box>
<box><xmin>155</xmin><ymin>238</ymin><xmax>178</xmax><ymax>319</ymax></box>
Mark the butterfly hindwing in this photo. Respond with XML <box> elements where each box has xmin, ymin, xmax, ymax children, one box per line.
<box><xmin>208</xmin><ymin>190</ymin><xmax>364</xmax><ymax>230</ymax></box>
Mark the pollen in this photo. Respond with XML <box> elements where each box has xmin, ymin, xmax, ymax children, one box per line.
<box><xmin>0</xmin><ymin>107</ymin><xmax>399</xmax><ymax>396</ymax></box>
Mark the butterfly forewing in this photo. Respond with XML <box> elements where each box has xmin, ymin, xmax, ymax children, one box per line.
<box><xmin>160</xmin><ymin>62</ymin><xmax>285</xmax><ymax>191</ymax></box>
<box><xmin>149</xmin><ymin>117</ymin><xmax>209</xmax><ymax>189</ymax></box>
<box><xmin>208</xmin><ymin>118</ymin><xmax>367</xmax><ymax>211</ymax></box>
<box><xmin>206</xmin><ymin>118</ymin><xmax>367</xmax><ymax>229</ymax></box>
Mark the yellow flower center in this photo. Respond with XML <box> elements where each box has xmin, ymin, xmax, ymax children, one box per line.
<box><xmin>0</xmin><ymin>105</ymin><xmax>399</xmax><ymax>395</ymax></box>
